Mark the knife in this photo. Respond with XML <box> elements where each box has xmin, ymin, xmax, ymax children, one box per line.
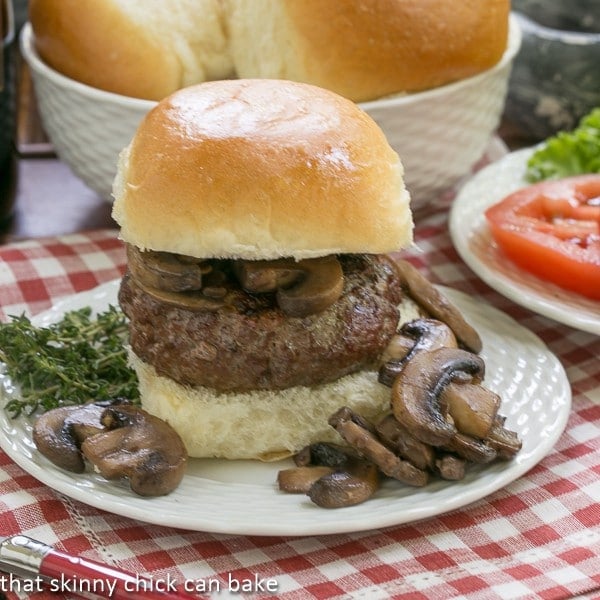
<box><xmin>0</xmin><ymin>534</ymin><xmax>201</xmax><ymax>600</ymax></box>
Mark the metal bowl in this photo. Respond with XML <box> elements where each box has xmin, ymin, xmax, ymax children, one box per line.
<box><xmin>504</xmin><ymin>1</ymin><xmax>600</xmax><ymax>140</ymax></box>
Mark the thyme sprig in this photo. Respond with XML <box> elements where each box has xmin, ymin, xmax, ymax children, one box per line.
<box><xmin>0</xmin><ymin>305</ymin><xmax>139</xmax><ymax>418</ymax></box>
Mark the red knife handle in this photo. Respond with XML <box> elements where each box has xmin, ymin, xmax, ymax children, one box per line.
<box><xmin>40</xmin><ymin>548</ymin><xmax>199</xmax><ymax>600</ymax></box>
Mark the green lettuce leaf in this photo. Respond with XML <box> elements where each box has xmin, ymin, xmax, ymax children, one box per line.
<box><xmin>525</xmin><ymin>107</ymin><xmax>600</xmax><ymax>182</ymax></box>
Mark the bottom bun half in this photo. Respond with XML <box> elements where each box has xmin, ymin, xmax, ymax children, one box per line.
<box><xmin>128</xmin><ymin>349</ymin><xmax>391</xmax><ymax>461</ymax></box>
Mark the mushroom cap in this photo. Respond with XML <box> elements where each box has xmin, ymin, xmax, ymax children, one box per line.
<box><xmin>32</xmin><ymin>405</ymin><xmax>88</xmax><ymax>473</ymax></box>
<box><xmin>32</xmin><ymin>402</ymin><xmax>115</xmax><ymax>473</ymax></box>
<box><xmin>81</xmin><ymin>404</ymin><xmax>187</xmax><ymax>496</ymax></box>
<box><xmin>391</xmin><ymin>347</ymin><xmax>485</xmax><ymax>446</ymax></box>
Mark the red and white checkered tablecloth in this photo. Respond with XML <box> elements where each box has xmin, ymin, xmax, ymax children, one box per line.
<box><xmin>1</xmin><ymin>202</ymin><xmax>599</xmax><ymax>600</ymax></box>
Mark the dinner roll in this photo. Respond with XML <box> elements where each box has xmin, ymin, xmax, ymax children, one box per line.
<box><xmin>30</xmin><ymin>0</ymin><xmax>510</xmax><ymax>102</ymax></box>
<box><xmin>29</xmin><ymin>0</ymin><xmax>233</xmax><ymax>100</ymax></box>
<box><xmin>225</xmin><ymin>0</ymin><xmax>511</xmax><ymax>102</ymax></box>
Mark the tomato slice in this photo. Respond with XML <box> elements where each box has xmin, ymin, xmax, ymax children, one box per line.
<box><xmin>484</xmin><ymin>174</ymin><xmax>600</xmax><ymax>301</ymax></box>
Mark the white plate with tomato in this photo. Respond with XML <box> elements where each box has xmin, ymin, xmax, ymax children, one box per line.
<box><xmin>450</xmin><ymin>147</ymin><xmax>600</xmax><ymax>335</ymax></box>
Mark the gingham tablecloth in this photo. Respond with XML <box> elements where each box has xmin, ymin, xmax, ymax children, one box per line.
<box><xmin>1</xmin><ymin>202</ymin><xmax>599</xmax><ymax>600</ymax></box>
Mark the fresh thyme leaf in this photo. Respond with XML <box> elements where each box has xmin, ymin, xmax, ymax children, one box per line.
<box><xmin>0</xmin><ymin>305</ymin><xmax>139</xmax><ymax>418</ymax></box>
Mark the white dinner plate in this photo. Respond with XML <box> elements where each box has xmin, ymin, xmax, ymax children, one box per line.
<box><xmin>449</xmin><ymin>147</ymin><xmax>600</xmax><ymax>335</ymax></box>
<box><xmin>0</xmin><ymin>280</ymin><xmax>571</xmax><ymax>536</ymax></box>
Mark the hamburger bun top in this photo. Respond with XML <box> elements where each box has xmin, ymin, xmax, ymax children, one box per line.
<box><xmin>112</xmin><ymin>79</ymin><xmax>413</xmax><ymax>260</ymax></box>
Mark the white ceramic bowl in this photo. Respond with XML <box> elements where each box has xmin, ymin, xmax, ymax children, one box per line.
<box><xmin>362</xmin><ymin>14</ymin><xmax>521</xmax><ymax>205</ymax></box>
<box><xmin>21</xmin><ymin>16</ymin><xmax>520</xmax><ymax>207</ymax></box>
<box><xmin>20</xmin><ymin>23</ymin><xmax>154</xmax><ymax>202</ymax></box>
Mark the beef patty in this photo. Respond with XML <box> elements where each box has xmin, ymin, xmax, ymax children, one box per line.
<box><xmin>118</xmin><ymin>254</ymin><xmax>403</xmax><ymax>392</ymax></box>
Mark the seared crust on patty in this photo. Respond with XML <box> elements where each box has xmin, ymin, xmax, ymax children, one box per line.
<box><xmin>118</xmin><ymin>254</ymin><xmax>403</xmax><ymax>392</ymax></box>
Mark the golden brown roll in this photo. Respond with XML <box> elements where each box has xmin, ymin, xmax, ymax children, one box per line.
<box><xmin>112</xmin><ymin>79</ymin><xmax>412</xmax><ymax>260</ymax></box>
<box><xmin>225</xmin><ymin>0</ymin><xmax>511</xmax><ymax>102</ymax></box>
<box><xmin>30</xmin><ymin>0</ymin><xmax>510</xmax><ymax>102</ymax></box>
<box><xmin>29</xmin><ymin>0</ymin><xmax>233</xmax><ymax>100</ymax></box>
<box><xmin>112</xmin><ymin>79</ymin><xmax>415</xmax><ymax>460</ymax></box>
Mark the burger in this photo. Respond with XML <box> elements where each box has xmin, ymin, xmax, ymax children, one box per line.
<box><xmin>111</xmin><ymin>79</ymin><xmax>414</xmax><ymax>460</ymax></box>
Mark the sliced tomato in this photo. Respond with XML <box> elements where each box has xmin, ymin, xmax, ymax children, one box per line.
<box><xmin>485</xmin><ymin>174</ymin><xmax>600</xmax><ymax>301</ymax></box>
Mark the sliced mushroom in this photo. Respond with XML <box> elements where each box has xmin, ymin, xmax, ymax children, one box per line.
<box><xmin>81</xmin><ymin>404</ymin><xmax>187</xmax><ymax>496</ymax></box>
<box><xmin>379</xmin><ymin>318</ymin><xmax>458</xmax><ymax>386</ymax></box>
<box><xmin>308</xmin><ymin>460</ymin><xmax>380</xmax><ymax>508</ymax></box>
<box><xmin>234</xmin><ymin>259</ymin><xmax>301</xmax><ymax>293</ymax></box>
<box><xmin>32</xmin><ymin>400</ymin><xmax>126</xmax><ymax>473</ymax></box>
<box><xmin>64</xmin><ymin>399</ymin><xmax>123</xmax><ymax>442</ymax></box>
<box><xmin>277</xmin><ymin>466</ymin><xmax>336</xmax><ymax>494</ymax></box>
<box><xmin>375</xmin><ymin>414</ymin><xmax>435</xmax><ymax>471</ymax></box>
<box><xmin>435</xmin><ymin>454</ymin><xmax>467</xmax><ymax>481</ymax></box>
<box><xmin>486</xmin><ymin>417</ymin><xmax>522</xmax><ymax>459</ymax></box>
<box><xmin>127</xmin><ymin>245</ymin><xmax>208</xmax><ymax>292</ymax></box>
<box><xmin>439</xmin><ymin>381</ymin><xmax>501</xmax><ymax>439</ymax></box>
<box><xmin>278</xmin><ymin>257</ymin><xmax>344</xmax><ymax>317</ymax></box>
<box><xmin>293</xmin><ymin>442</ymin><xmax>358</xmax><ymax>468</ymax></box>
<box><xmin>329</xmin><ymin>407</ymin><xmax>428</xmax><ymax>487</ymax></box>
<box><xmin>393</xmin><ymin>259</ymin><xmax>483</xmax><ymax>353</ymax></box>
<box><xmin>379</xmin><ymin>334</ymin><xmax>417</xmax><ymax>365</ymax></box>
<box><xmin>331</xmin><ymin>406</ymin><xmax>378</xmax><ymax>434</ymax></box>
<box><xmin>134</xmin><ymin>282</ymin><xmax>227</xmax><ymax>311</ymax></box>
<box><xmin>236</xmin><ymin>256</ymin><xmax>344</xmax><ymax>317</ymax></box>
<box><xmin>32</xmin><ymin>405</ymin><xmax>91</xmax><ymax>473</ymax></box>
<box><xmin>442</xmin><ymin>432</ymin><xmax>497</xmax><ymax>464</ymax></box>
<box><xmin>391</xmin><ymin>347</ymin><xmax>485</xmax><ymax>446</ymax></box>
